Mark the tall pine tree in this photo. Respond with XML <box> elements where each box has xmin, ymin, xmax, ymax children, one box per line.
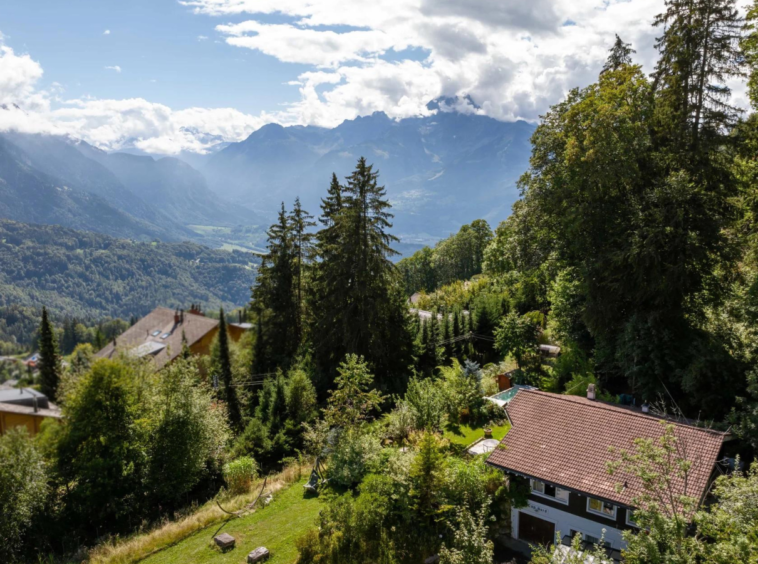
<box><xmin>215</xmin><ymin>308</ymin><xmax>242</xmax><ymax>431</ymax></box>
<box><xmin>251</xmin><ymin>203</ymin><xmax>298</xmax><ymax>370</ymax></box>
<box><xmin>38</xmin><ymin>306</ymin><xmax>61</xmax><ymax>400</ymax></box>
<box><xmin>601</xmin><ymin>35</ymin><xmax>635</xmax><ymax>74</ymax></box>
<box><xmin>312</xmin><ymin>158</ymin><xmax>413</xmax><ymax>390</ymax></box>
<box><xmin>289</xmin><ymin>197</ymin><xmax>315</xmax><ymax>345</ymax></box>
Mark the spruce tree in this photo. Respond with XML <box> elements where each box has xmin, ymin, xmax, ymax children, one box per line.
<box><xmin>251</xmin><ymin>203</ymin><xmax>298</xmax><ymax>369</ymax></box>
<box><xmin>602</xmin><ymin>35</ymin><xmax>635</xmax><ymax>73</ymax></box>
<box><xmin>652</xmin><ymin>0</ymin><xmax>743</xmax><ymax>150</ymax></box>
<box><xmin>288</xmin><ymin>197</ymin><xmax>315</xmax><ymax>344</ymax></box>
<box><xmin>38</xmin><ymin>307</ymin><xmax>61</xmax><ymax>400</ymax></box>
<box><xmin>215</xmin><ymin>308</ymin><xmax>242</xmax><ymax>431</ymax></box>
<box><xmin>312</xmin><ymin>158</ymin><xmax>413</xmax><ymax>390</ymax></box>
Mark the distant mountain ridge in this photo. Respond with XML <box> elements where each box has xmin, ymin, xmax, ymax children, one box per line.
<box><xmin>202</xmin><ymin>111</ymin><xmax>536</xmax><ymax>241</ymax></box>
<box><xmin>0</xmin><ymin>132</ymin><xmax>259</xmax><ymax>244</ymax></box>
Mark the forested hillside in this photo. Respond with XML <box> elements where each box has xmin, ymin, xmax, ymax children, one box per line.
<box><xmin>0</xmin><ymin>220</ymin><xmax>258</xmax><ymax>350</ymax></box>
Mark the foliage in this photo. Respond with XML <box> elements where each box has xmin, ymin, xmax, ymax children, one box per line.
<box><xmin>328</xmin><ymin>428</ymin><xmax>383</xmax><ymax>488</ymax></box>
<box><xmin>439</xmin><ymin>503</ymin><xmax>494</xmax><ymax>564</ymax></box>
<box><xmin>233</xmin><ymin>366</ymin><xmax>317</xmax><ymax>466</ymax></box>
<box><xmin>398</xmin><ymin>220</ymin><xmax>493</xmax><ymax>295</ymax></box>
<box><xmin>529</xmin><ymin>532</ymin><xmax>609</xmax><ymax>564</ymax></box>
<box><xmin>310</xmin><ymin>158</ymin><xmax>414</xmax><ymax>390</ymax></box>
<box><xmin>222</xmin><ymin>456</ymin><xmax>259</xmax><ymax>496</ymax></box>
<box><xmin>607</xmin><ymin>423</ymin><xmax>701</xmax><ymax>563</ymax></box>
<box><xmin>212</xmin><ymin>308</ymin><xmax>242</xmax><ymax>431</ymax></box>
<box><xmin>147</xmin><ymin>358</ymin><xmax>230</xmax><ymax>506</ymax></box>
<box><xmin>404</xmin><ymin>377</ymin><xmax>445</xmax><ymax>431</ymax></box>
<box><xmin>324</xmin><ymin>354</ymin><xmax>384</xmax><ymax>429</ymax></box>
<box><xmin>38</xmin><ymin>306</ymin><xmax>61</xmax><ymax>400</ymax></box>
<box><xmin>494</xmin><ymin>312</ymin><xmax>540</xmax><ymax>372</ymax></box>
<box><xmin>0</xmin><ymin>428</ymin><xmax>47</xmax><ymax>563</ymax></box>
<box><xmin>0</xmin><ymin>220</ymin><xmax>257</xmax><ymax>350</ymax></box>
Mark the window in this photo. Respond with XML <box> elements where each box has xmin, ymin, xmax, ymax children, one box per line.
<box><xmin>530</xmin><ymin>480</ymin><xmax>569</xmax><ymax>504</ymax></box>
<box><xmin>626</xmin><ymin>509</ymin><xmax>638</xmax><ymax>527</ymax></box>
<box><xmin>587</xmin><ymin>497</ymin><xmax>616</xmax><ymax>518</ymax></box>
<box><xmin>151</xmin><ymin>330</ymin><xmax>161</xmax><ymax>337</ymax></box>
<box><xmin>161</xmin><ymin>333</ymin><xmax>171</xmax><ymax>339</ymax></box>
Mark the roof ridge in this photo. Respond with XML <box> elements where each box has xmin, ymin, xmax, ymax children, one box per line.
<box><xmin>520</xmin><ymin>390</ymin><xmax>726</xmax><ymax>437</ymax></box>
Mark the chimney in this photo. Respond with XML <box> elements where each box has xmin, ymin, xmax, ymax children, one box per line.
<box><xmin>33</xmin><ymin>396</ymin><xmax>38</xmax><ymax>413</ymax></box>
<box><xmin>180</xmin><ymin>309</ymin><xmax>184</xmax><ymax>324</ymax></box>
<box><xmin>641</xmin><ymin>403</ymin><xmax>650</xmax><ymax>413</ymax></box>
<box><xmin>587</xmin><ymin>383</ymin><xmax>596</xmax><ymax>400</ymax></box>
<box><xmin>174</xmin><ymin>309</ymin><xmax>181</xmax><ymax>325</ymax></box>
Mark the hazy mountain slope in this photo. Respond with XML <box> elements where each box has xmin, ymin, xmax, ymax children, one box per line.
<box><xmin>0</xmin><ymin>219</ymin><xmax>258</xmax><ymax>321</ymax></box>
<box><xmin>203</xmin><ymin>111</ymin><xmax>535</xmax><ymax>240</ymax></box>
<box><xmin>1</xmin><ymin>132</ymin><xmax>195</xmax><ymax>239</ymax></box>
<box><xmin>76</xmin><ymin>145</ymin><xmax>259</xmax><ymax>226</ymax></box>
<box><xmin>0</xmin><ymin>136</ymin><xmax>183</xmax><ymax>241</ymax></box>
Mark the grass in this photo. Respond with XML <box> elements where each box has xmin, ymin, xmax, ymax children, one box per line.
<box><xmin>443</xmin><ymin>422</ymin><xmax>510</xmax><ymax>446</ymax></box>
<box><xmin>87</xmin><ymin>463</ymin><xmax>316</xmax><ymax>564</ymax></box>
<box><xmin>138</xmin><ymin>478</ymin><xmax>322</xmax><ymax>564</ymax></box>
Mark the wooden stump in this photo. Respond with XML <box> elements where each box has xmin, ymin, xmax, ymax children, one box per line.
<box><xmin>213</xmin><ymin>533</ymin><xmax>235</xmax><ymax>551</ymax></box>
<box><xmin>247</xmin><ymin>547</ymin><xmax>270</xmax><ymax>563</ymax></box>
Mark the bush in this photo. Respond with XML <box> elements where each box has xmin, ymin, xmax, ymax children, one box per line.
<box><xmin>223</xmin><ymin>457</ymin><xmax>259</xmax><ymax>496</ymax></box>
<box><xmin>405</xmin><ymin>377</ymin><xmax>445</xmax><ymax>431</ymax></box>
<box><xmin>385</xmin><ymin>401</ymin><xmax>415</xmax><ymax>443</ymax></box>
<box><xmin>0</xmin><ymin>428</ymin><xmax>47</xmax><ymax>562</ymax></box>
<box><xmin>329</xmin><ymin>429</ymin><xmax>382</xmax><ymax>488</ymax></box>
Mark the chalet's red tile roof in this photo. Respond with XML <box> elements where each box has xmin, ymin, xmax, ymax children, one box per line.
<box><xmin>486</xmin><ymin>390</ymin><xmax>725</xmax><ymax>508</ymax></box>
<box><xmin>95</xmin><ymin>307</ymin><xmax>218</xmax><ymax>368</ymax></box>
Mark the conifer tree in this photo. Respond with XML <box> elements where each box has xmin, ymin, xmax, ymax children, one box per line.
<box><xmin>215</xmin><ymin>308</ymin><xmax>242</xmax><ymax>431</ymax></box>
<box><xmin>652</xmin><ymin>0</ymin><xmax>743</xmax><ymax>150</ymax></box>
<box><xmin>289</xmin><ymin>197</ymin><xmax>315</xmax><ymax>344</ymax></box>
<box><xmin>251</xmin><ymin>203</ymin><xmax>298</xmax><ymax>369</ymax></box>
<box><xmin>312</xmin><ymin>158</ymin><xmax>413</xmax><ymax>389</ymax></box>
<box><xmin>601</xmin><ymin>35</ymin><xmax>635</xmax><ymax>73</ymax></box>
<box><xmin>38</xmin><ymin>307</ymin><xmax>61</xmax><ymax>400</ymax></box>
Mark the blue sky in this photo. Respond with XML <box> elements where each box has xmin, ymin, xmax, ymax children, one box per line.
<box><xmin>0</xmin><ymin>0</ymin><xmax>686</xmax><ymax>154</ymax></box>
<box><xmin>0</xmin><ymin>0</ymin><xmax>308</xmax><ymax>114</ymax></box>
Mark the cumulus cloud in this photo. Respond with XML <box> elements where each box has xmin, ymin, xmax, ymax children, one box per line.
<box><xmin>192</xmin><ymin>0</ymin><xmax>669</xmax><ymax>125</ymax></box>
<box><xmin>105</xmin><ymin>65</ymin><xmax>122</xmax><ymax>73</ymax></box>
<box><xmin>0</xmin><ymin>35</ymin><xmax>277</xmax><ymax>154</ymax></box>
<box><xmin>103</xmin><ymin>29</ymin><xmax>111</xmax><ymax>35</ymax></box>
<box><xmin>0</xmin><ymin>0</ymin><xmax>751</xmax><ymax>155</ymax></box>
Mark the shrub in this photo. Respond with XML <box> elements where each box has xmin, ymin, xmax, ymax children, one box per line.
<box><xmin>0</xmin><ymin>427</ymin><xmax>47</xmax><ymax>562</ymax></box>
<box><xmin>385</xmin><ymin>401</ymin><xmax>415</xmax><ymax>443</ymax></box>
<box><xmin>223</xmin><ymin>456</ymin><xmax>259</xmax><ymax>496</ymax></box>
<box><xmin>439</xmin><ymin>504</ymin><xmax>494</xmax><ymax>564</ymax></box>
<box><xmin>405</xmin><ymin>377</ymin><xmax>445</xmax><ymax>431</ymax></box>
<box><xmin>329</xmin><ymin>428</ymin><xmax>382</xmax><ymax>488</ymax></box>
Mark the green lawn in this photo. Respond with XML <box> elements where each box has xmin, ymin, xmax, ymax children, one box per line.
<box><xmin>443</xmin><ymin>423</ymin><xmax>510</xmax><ymax>446</ymax></box>
<box><xmin>139</xmin><ymin>479</ymin><xmax>323</xmax><ymax>564</ymax></box>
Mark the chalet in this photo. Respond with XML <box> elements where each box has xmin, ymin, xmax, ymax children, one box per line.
<box><xmin>0</xmin><ymin>388</ymin><xmax>61</xmax><ymax>436</ymax></box>
<box><xmin>486</xmin><ymin>388</ymin><xmax>726</xmax><ymax>559</ymax></box>
<box><xmin>95</xmin><ymin>306</ymin><xmax>249</xmax><ymax>369</ymax></box>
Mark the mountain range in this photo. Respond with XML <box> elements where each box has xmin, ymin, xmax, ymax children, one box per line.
<box><xmin>0</xmin><ymin>107</ymin><xmax>535</xmax><ymax>247</ymax></box>
<box><xmin>202</xmin><ymin>110</ymin><xmax>535</xmax><ymax>242</ymax></box>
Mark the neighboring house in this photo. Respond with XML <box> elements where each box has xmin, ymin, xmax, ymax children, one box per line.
<box><xmin>0</xmin><ymin>388</ymin><xmax>61</xmax><ymax>436</ymax></box>
<box><xmin>95</xmin><ymin>307</ymin><xmax>249</xmax><ymax>369</ymax></box>
<box><xmin>486</xmin><ymin>389</ymin><xmax>726</xmax><ymax>559</ymax></box>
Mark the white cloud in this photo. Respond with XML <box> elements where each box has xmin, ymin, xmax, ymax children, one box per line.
<box><xmin>105</xmin><ymin>65</ymin><xmax>122</xmax><ymax>73</ymax></box>
<box><xmin>0</xmin><ymin>0</ymin><xmax>752</xmax><ymax>156</ymax></box>
<box><xmin>103</xmin><ymin>29</ymin><xmax>111</xmax><ymax>35</ymax></box>
<box><xmin>192</xmin><ymin>0</ymin><xmax>671</xmax><ymax>124</ymax></box>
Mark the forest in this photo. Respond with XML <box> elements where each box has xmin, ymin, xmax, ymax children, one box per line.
<box><xmin>0</xmin><ymin>220</ymin><xmax>258</xmax><ymax>352</ymax></box>
<box><xmin>6</xmin><ymin>0</ymin><xmax>758</xmax><ymax>562</ymax></box>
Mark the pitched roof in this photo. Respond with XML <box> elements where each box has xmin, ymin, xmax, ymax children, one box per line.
<box><xmin>95</xmin><ymin>307</ymin><xmax>218</xmax><ymax>368</ymax></box>
<box><xmin>486</xmin><ymin>390</ymin><xmax>725</xmax><ymax>508</ymax></box>
<box><xmin>0</xmin><ymin>400</ymin><xmax>61</xmax><ymax>419</ymax></box>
